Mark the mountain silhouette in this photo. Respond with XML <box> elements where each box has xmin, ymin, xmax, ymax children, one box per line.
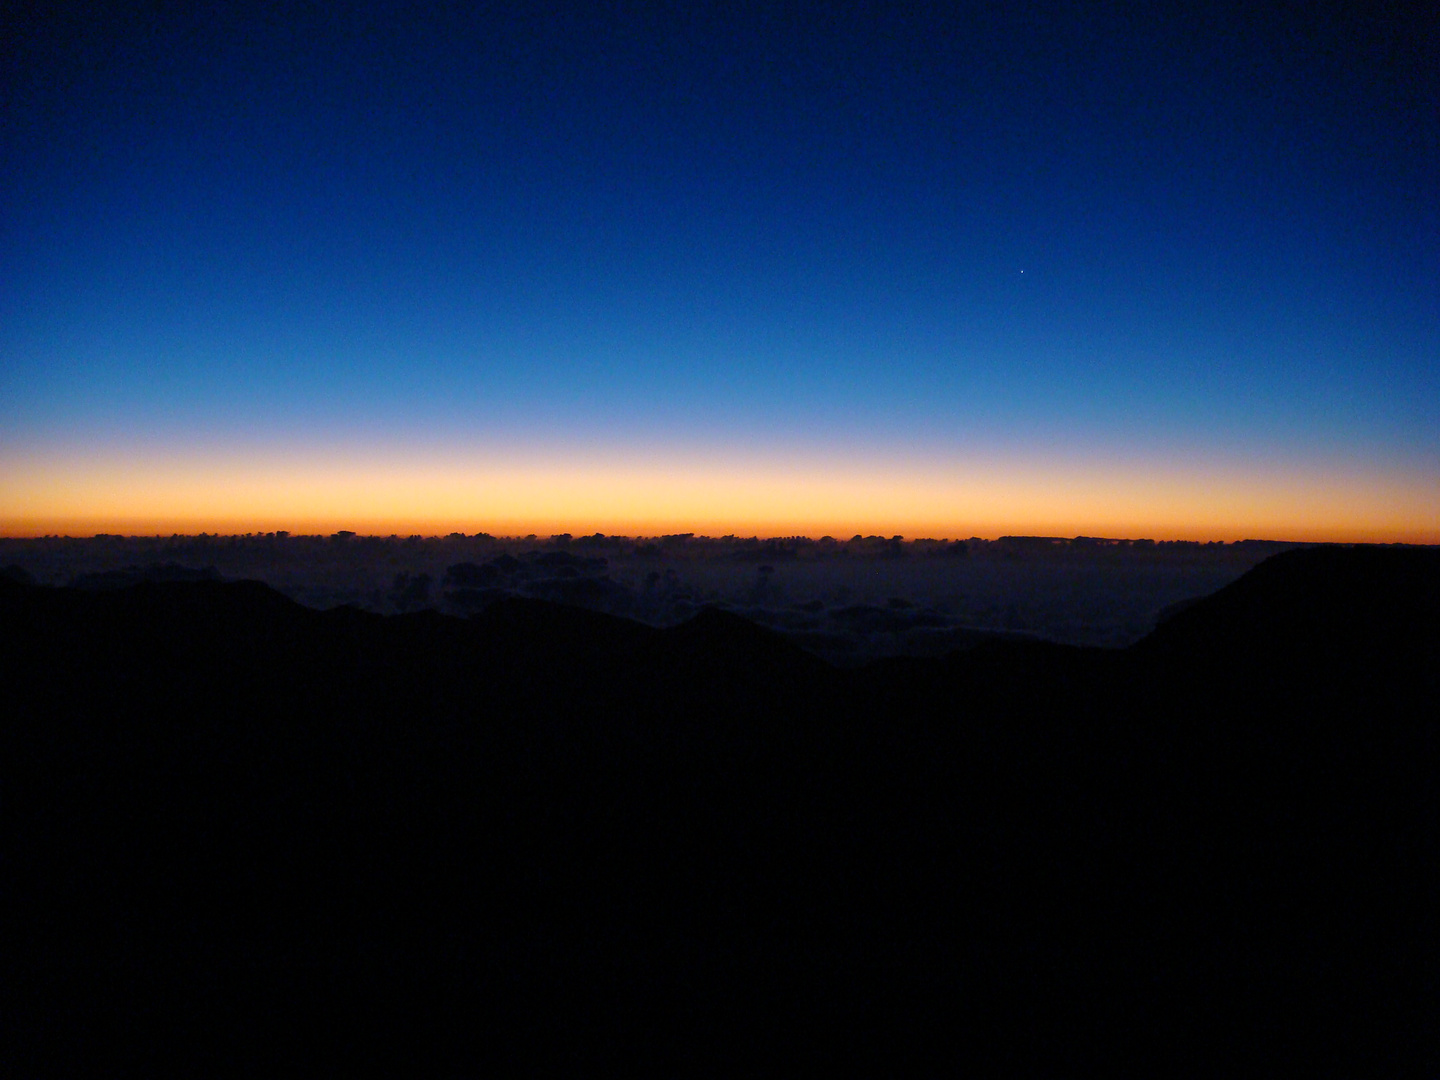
<box><xmin>2</xmin><ymin>546</ymin><xmax>1434</xmax><ymax>1072</ymax></box>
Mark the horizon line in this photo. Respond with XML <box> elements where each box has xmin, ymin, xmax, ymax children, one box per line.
<box><xmin>2</xmin><ymin>529</ymin><xmax>1433</xmax><ymax>548</ymax></box>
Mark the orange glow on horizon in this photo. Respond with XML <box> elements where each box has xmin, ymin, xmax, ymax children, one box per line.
<box><xmin>2</xmin><ymin>450</ymin><xmax>1436</xmax><ymax>544</ymax></box>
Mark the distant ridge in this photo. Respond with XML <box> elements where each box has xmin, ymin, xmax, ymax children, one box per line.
<box><xmin>68</xmin><ymin>562</ymin><xmax>223</xmax><ymax>590</ymax></box>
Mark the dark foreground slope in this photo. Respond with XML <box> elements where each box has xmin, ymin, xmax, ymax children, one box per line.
<box><xmin>3</xmin><ymin>547</ymin><xmax>1436</xmax><ymax>1072</ymax></box>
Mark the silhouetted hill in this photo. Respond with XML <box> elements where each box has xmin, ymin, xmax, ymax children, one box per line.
<box><xmin>2</xmin><ymin>547</ymin><xmax>1435</xmax><ymax>1072</ymax></box>
<box><xmin>1</xmin><ymin>563</ymin><xmax>36</xmax><ymax>585</ymax></box>
<box><xmin>68</xmin><ymin>562</ymin><xmax>223</xmax><ymax>590</ymax></box>
<box><xmin>1139</xmin><ymin>544</ymin><xmax>1440</xmax><ymax>684</ymax></box>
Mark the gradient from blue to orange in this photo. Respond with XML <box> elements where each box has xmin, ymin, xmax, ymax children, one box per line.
<box><xmin>3</xmin><ymin>3</ymin><xmax>1437</xmax><ymax>541</ymax></box>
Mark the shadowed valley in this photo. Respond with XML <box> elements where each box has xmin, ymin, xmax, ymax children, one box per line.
<box><xmin>3</xmin><ymin>546</ymin><xmax>1436</xmax><ymax>1070</ymax></box>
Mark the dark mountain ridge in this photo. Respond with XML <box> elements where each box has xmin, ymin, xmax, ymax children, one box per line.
<box><xmin>2</xmin><ymin>546</ymin><xmax>1436</xmax><ymax>1072</ymax></box>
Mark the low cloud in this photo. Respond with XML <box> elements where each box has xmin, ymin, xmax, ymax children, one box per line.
<box><xmin>0</xmin><ymin>533</ymin><xmax>1313</xmax><ymax>662</ymax></box>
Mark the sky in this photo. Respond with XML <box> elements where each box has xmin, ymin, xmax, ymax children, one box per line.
<box><xmin>3</xmin><ymin>1</ymin><xmax>1437</xmax><ymax>541</ymax></box>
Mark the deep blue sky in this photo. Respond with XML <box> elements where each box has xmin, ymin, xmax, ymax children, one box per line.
<box><xmin>3</xmin><ymin>2</ymin><xmax>1437</xmax><ymax>538</ymax></box>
